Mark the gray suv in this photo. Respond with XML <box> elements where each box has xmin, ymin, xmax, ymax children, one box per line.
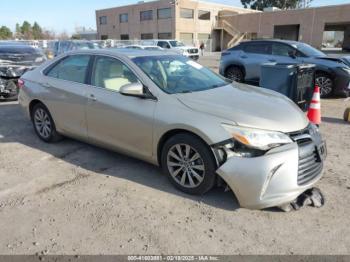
<box><xmin>219</xmin><ymin>40</ymin><xmax>350</xmax><ymax>98</ymax></box>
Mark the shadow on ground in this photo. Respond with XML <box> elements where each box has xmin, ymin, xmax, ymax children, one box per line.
<box><xmin>322</xmin><ymin>116</ymin><xmax>348</xmax><ymax>125</ymax></box>
<box><xmin>0</xmin><ymin>102</ymin><xmax>240</xmax><ymax>211</ymax></box>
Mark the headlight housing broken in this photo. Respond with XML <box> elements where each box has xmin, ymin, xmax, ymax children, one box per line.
<box><xmin>222</xmin><ymin>124</ymin><xmax>293</xmax><ymax>151</ymax></box>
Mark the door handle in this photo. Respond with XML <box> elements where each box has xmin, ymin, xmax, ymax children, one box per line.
<box><xmin>89</xmin><ymin>94</ymin><xmax>97</xmax><ymax>102</ymax></box>
<box><xmin>240</xmin><ymin>55</ymin><xmax>248</xmax><ymax>59</ymax></box>
<box><xmin>268</xmin><ymin>59</ymin><xmax>276</xmax><ymax>62</ymax></box>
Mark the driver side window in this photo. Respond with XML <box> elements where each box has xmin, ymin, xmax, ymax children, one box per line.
<box><xmin>91</xmin><ymin>56</ymin><xmax>139</xmax><ymax>92</ymax></box>
<box><xmin>272</xmin><ymin>43</ymin><xmax>295</xmax><ymax>57</ymax></box>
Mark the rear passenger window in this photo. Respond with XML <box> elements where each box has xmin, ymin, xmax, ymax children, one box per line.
<box><xmin>91</xmin><ymin>56</ymin><xmax>139</xmax><ymax>92</ymax></box>
<box><xmin>244</xmin><ymin>43</ymin><xmax>271</xmax><ymax>55</ymax></box>
<box><xmin>46</xmin><ymin>55</ymin><xmax>90</xmax><ymax>84</ymax></box>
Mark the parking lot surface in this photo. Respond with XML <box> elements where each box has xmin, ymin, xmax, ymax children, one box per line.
<box><xmin>0</xmin><ymin>55</ymin><xmax>349</xmax><ymax>255</ymax></box>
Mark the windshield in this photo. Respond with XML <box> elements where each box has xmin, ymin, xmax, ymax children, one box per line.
<box><xmin>74</xmin><ymin>42</ymin><xmax>99</xmax><ymax>50</ymax></box>
<box><xmin>169</xmin><ymin>41</ymin><xmax>185</xmax><ymax>47</ymax></box>
<box><xmin>296</xmin><ymin>43</ymin><xmax>326</xmax><ymax>57</ymax></box>
<box><xmin>132</xmin><ymin>55</ymin><xmax>230</xmax><ymax>94</ymax></box>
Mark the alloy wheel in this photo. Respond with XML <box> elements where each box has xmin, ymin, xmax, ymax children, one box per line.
<box><xmin>316</xmin><ymin>76</ymin><xmax>333</xmax><ymax>97</ymax></box>
<box><xmin>166</xmin><ymin>144</ymin><xmax>205</xmax><ymax>188</ymax></box>
<box><xmin>34</xmin><ymin>108</ymin><xmax>52</xmax><ymax>139</ymax></box>
<box><xmin>226</xmin><ymin>67</ymin><xmax>243</xmax><ymax>82</ymax></box>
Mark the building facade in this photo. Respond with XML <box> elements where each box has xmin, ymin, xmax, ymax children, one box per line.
<box><xmin>95</xmin><ymin>0</ymin><xmax>255</xmax><ymax>48</ymax></box>
<box><xmin>218</xmin><ymin>3</ymin><xmax>350</xmax><ymax>49</ymax></box>
<box><xmin>96</xmin><ymin>1</ymin><xmax>350</xmax><ymax>51</ymax></box>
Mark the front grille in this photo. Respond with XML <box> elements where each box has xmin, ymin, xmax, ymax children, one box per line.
<box><xmin>188</xmin><ymin>48</ymin><xmax>198</xmax><ymax>54</ymax></box>
<box><xmin>297</xmin><ymin>143</ymin><xmax>323</xmax><ymax>185</ymax></box>
<box><xmin>289</xmin><ymin>125</ymin><xmax>323</xmax><ymax>186</ymax></box>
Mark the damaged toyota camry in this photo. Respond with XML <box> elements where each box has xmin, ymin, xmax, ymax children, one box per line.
<box><xmin>0</xmin><ymin>44</ymin><xmax>46</xmax><ymax>100</ymax></box>
<box><xmin>18</xmin><ymin>49</ymin><xmax>327</xmax><ymax>209</ymax></box>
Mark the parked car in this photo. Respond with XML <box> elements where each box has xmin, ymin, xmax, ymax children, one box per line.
<box><xmin>220</xmin><ymin>39</ymin><xmax>350</xmax><ymax>98</ymax></box>
<box><xmin>53</xmin><ymin>40</ymin><xmax>100</xmax><ymax>56</ymax></box>
<box><xmin>122</xmin><ymin>45</ymin><xmax>163</xmax><ymax>51</ymax></box>
<box><xmin>143</xmin><ymin>40</ymin><xmax>199</xmax><ymax>60</ymax></box>
<box><xmin>0</xmin><ymin>44</ymin><xmax>46</xmax><ymax>100</ymax></box>
<box><xmin>18</xmin><ymin>49</ymin><xmax>326</xmax><ymax>209</ymax></box>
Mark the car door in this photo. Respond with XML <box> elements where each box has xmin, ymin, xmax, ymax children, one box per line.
<box><xmin>241</xmin><ymin>42</ymin><xmax>272</xmax><ymax>81</ymax></box>
<box><xmin>85</xmin><ymin>55</ymin><xmax>157</xmax><ymax>159</ymax></box>
<box><xmin>43</xmin><ymin>54</ymin><xmax>91</xmax><ymax>138</ymax></box>
<box><xmin>270</xmin><ymin>42</ymin><xmax>302</xmax><ymax>64</ymax></box>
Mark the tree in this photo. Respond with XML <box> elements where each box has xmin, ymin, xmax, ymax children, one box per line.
<box><xmin>15</xmin><ymin>23</ymin><xmax>22</xmax><ymax>39</ymax></box>
<box><xmin>32</xmin><ymin>22</ymin><xmax>43</xmax><ymax>39</ymax></box>
<box><xmin>240</xmin><ymin>0</ymin><xmax>312</xmax><ymax>10</ymax></box>
<box><xmin>21</xmin><ymin>21</ymin><xmax>33</xmax><ymax>39</ymax></box>
<box><xmin>0</xmin><ymin>26</ymin><xmax>13</xmax><ymax>40</ymax></box>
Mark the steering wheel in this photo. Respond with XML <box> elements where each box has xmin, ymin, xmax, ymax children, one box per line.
<box><xmin>174</xmin><ymin>75</ymin><xmax>198</xmax><ymax>92</ymax></box>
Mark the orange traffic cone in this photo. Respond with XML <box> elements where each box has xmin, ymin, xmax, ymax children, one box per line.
<box><xmin>307</xmin><ymin>86</ymin><xmax>321</xmax><ymax>125</ymax></box>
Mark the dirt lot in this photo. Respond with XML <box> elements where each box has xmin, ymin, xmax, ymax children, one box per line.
<box><xmin>0</xmin><ymin>55</ymin><xmax>349</xmax><ymax>255</ymax></box>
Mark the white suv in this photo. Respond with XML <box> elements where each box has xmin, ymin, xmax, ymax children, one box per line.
<box><xmin>152</xmin><ymin>40</ymin><xmax>199</xmax><ymax>60</ymax></box>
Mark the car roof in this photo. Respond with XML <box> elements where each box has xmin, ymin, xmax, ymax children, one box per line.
<box><xmin>0</xmin><ymin>44</ymin><xmax>36</xmax><ymax>51</ymax></box>
<box><xmin>64</xmin><ymin>48</ymin><xmax>177</xmax><ymax>58</ymax></box>
<box><xmin>242</xmin><ymin>39</ymin><xmax>300</xmax><ymax>45</ymax></box>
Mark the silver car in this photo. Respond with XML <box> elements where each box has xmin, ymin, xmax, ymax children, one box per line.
<box><xmin>18</xmin><ymin>49</ymin><xmax>327</xmax><ymax>209</ymax></box>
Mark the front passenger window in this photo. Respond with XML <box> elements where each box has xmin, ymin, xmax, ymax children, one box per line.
<box><xmin>91</xmin><ymin>56</ymin><xmax>139</xmax><ymax>92</ymax></box>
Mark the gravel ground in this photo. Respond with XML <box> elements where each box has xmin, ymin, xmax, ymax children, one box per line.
<box><xmin>0</xmin><ymin>55</ymin><xmax>349</xmax><ymax>255</ymax></box>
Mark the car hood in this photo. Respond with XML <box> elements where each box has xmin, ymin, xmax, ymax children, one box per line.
<box><xmin>175</xmin><ymin>83</ymin><xmax>309</xmax><ymax>133</ymax></box>
<box><xmin>308</xmin><ymin>56</ymin><xmax>349</xmax><ymax>67</ymax></box>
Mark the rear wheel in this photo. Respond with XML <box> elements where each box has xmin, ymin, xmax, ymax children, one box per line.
<box><xmin>161</xmin><ymin>133</ymin><xmax>216</xmax><ymax>195</ymax></box>
<box><xmin>31</xmin><ymin>103</ymin><xmax>62</xmax><ymax>143</ymax></box>
<box><xmin>315</xmin><ymin>73</ymin><xmax>333</xmax><ymax>98</ymax></box>
<box><xmin>225</xmin><ymin>66</ymin><xmax>244</xmax><ymax>82</ymax></box>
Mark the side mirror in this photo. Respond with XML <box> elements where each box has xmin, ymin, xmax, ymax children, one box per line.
<box><xmin>120</xmin><ymin>82</ymin><xmax>148</xmax><ymax>98</ymax></box>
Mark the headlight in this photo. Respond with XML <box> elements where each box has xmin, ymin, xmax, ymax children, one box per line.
<box><xmin>222</xmin><ymin>124</ymin><xmax>293</xmax><ymax>151</ymax></box>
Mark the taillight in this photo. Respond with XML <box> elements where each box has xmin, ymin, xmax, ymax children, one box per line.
<box><xmin>18</xmin><ymin>79</ymin><xmax>25</xmax><ymax>88</ymax></box>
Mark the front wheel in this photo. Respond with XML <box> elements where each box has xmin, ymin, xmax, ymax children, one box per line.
<box><xmin>161</xmin><ymin>133</ymin><xmax>216</xmax><ymax>195</ymax></box>
<box><xmin>31</xmin><ymin>103</ymin><xmax>62</xmax><ymax>143</ymax></box>
<box><xmin>225</xmin><ymin>66</ymin><xmax>244</xmax><ymax>82</ymax></box>
<box><xmin>315</xmin><ymin>73</ymin><xmax>333</xmax><ymax>98</ymax></box>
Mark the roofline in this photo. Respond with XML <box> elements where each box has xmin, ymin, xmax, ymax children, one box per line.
<box><xmin>96</xmin><ymin>0</ymin><xmax>259</xmax><ymax>13</ymax></box>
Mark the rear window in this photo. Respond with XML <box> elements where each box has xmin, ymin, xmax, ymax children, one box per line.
<box><xmin>243</xmin><ymin>43</ymin><xmax>271</xmax><ymax>55</ymax></box>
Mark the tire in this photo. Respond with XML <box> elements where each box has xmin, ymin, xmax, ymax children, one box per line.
<box><xmin>31</xmin><ymin>103</ymin><xmax>62</xmax><ymax>143</ymax></box>
<box><xmin>315</xmin><ymin>73</ymin><xmax>333</xmax><ymax>98</ymax></box>
<box><xmin>225</xmin><ymin>66</ymin><xmax>244</xmax><ymax>82</ymax></box>
<box><xmin>161</xmin><ymin>133</ymin><xmax>216</xmax><ymax>195</ymax></box>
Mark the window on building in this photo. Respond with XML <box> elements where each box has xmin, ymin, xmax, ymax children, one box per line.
<box><xmin>158</xmin><ymin>33</ymin><xmax>172</xmax><ymax>39</ymax></box>
<box><xmin>157</xmin><ymin>8</ymin><xmax>171</xmax><ymax>19</ymax></box>
<box><xmin>140</xmin><ymin>10</ymin><xmax>153</xmax><ymax>21</ymax></box>
<box><xmin>179</xmin><ymin>33</ymin><xmax>193</xmax><ymax>45</ymax></box>
<box><xmin>99</xmin><ymin>16</ymin><xmax>107</xmax><ymax>25</ymax></box>
<box><xmin>180</xmin><ymin>8</ymin><xmax>194</xmax><ymax>19</ymax></box>
<box><xmin>198</xmin><ymin>10</ymin><xmax>210</xmax><ymax>20</ymax></box>
<box><xmin>101</xmin><ymin>35</ymin><xmax>108</xmax><ymax>40</ymax></box>
<box><xmin>120</xmin><ymin>13</ymin><xmax>128</xmax><ymax>23</ymax></box>
<box><xmin>120</xmin><ymin>34</ymin><xmax>129</xmax><ymax>40</ymax></box>
<box><xmin>141</xmin><ymin>33</ymin><xmax>153</xmax><ymax>40</ymax></box>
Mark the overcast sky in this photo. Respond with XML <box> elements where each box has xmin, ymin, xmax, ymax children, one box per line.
<box><xmin>0</xmin><ymin>0</ymin><xmax>349</xmax><ymax>34</ymax></box>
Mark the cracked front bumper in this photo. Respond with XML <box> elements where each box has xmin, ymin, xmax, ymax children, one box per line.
<box><xmin>217</xmin><ymin>140</ymin><xmax>325</xmax><ymax>209</ymax></box>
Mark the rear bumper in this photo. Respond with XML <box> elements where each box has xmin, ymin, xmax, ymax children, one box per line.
<box><xmin>216</xmin><ymin>133</ymin><xmax>326</xmax><ymax>209</ymax></box>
